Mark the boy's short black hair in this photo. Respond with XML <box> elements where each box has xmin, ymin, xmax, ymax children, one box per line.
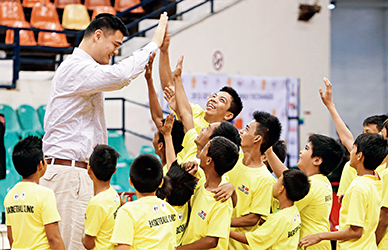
<box><xmin>130</xmin><ymin>154</ymin><xmax>163</xmax><ymax>193</ymax></box>
<box><xmin>157</xmin><ymin>161</ymin><xmax>197</xmax><ymax>206</ymax></box>
<box><xmin>253</xmin><ymin>111</ymin><xmax>282</xmax><ymax>154</ymax></box>
<box><xmin>84</xmin><ymin>13</ymin><xmax>129</xmax><ymax>38</ymax></box>
<box><xmin>309</xmin><ymin>134</ymin><xmax>345</xmax><ymax>176</ymax></box>
<box><xmin>381</xmin><ymin>118</ymin><xmax>388</xmax><ymax>135</ymax></box>
<box><xmin>12</xmin><ymin>136</ymin><xmax>43</xmax><ymax>178</ymax></box>
<box><xmin>89</xmin><ymin>144</ymin><xmax>120</xmax><ymax>182</ymax></box>
<box><xmin>219</xmin><ymin>86</ymin><xmax>243</xmax><ymax>122</ymax></box>
<box><xmin>273</xmin><ymin>140</ymin><xmax>287</xmax><ymax>163</ymax></box>
<box><xmin>283</xmin><ymin>169</ymin><xmax>310</xmax><ymax>202</ymax></box>
<box><xmin>207</xmin><ymin>136</ymin><xmax>239</xmax><ymax>176</ymax></box>
<box><xmin>158</xmin><ymin>119</ymin><xmax>185</xmax><ymax>154</ymax></box>
<box><xmin>363</xmin><ymin>115</ymin><xmax>388</xmax><ymax>132</ymax></box>
<box><xmin>354</xmin><ymin>133</ymin><xmax>388</xmax><ymax>170</ymax></box>
<box><xmin>210</xmin><ymin>121</ymin><xmax>241</xmax><ymax>148</ymax></box>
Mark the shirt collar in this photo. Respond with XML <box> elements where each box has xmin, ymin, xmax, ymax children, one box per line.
<box><xmin>73</xmin><ymin>47</ymin><xmax>98</xmax><ymax>63</ymax></box>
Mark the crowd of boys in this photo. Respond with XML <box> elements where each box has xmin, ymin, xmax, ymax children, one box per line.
<box><xmin>3</xmin><ymin>12</ymin><xmax>388</xmax><ymax>250</ymax></box>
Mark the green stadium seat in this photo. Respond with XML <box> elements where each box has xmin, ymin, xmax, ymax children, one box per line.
<box><xmin>0</xmin><ymin>104</ymin><xmax>23</xmax><ymax>136</ymax></box>
<box><xmin>16</xmin><ymin>104</ymin><xmax>45</xmax><ymax>137</ymax></box>
<box><xmin>37</xmin><ymin>105</ymin><xmax>46</xmax><ymax>128</ymax></box>
<box><xmin>139</xmin><ymin>145</ymin><xmax>155</xmax><ymax>154</ymax></box>
<box><xmin>108</xmin><ymin>130</ymin><xmax>135</xmax><ymax>193</ymax></box>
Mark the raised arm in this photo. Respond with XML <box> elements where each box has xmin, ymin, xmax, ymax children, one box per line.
<box><xmin>173</xmin><ymin>55</ymin><xmax>194</xmax><ymax>133</ymax></box>
<box><xmin>159</xmin><ymin>113</ymin><xmax>177</xmax><ymax>169</ymax></box>
<box><xmin>159</xmin><ymin>31</ymin><xmax>174</xmax><ymax>91</ymax></box>
<box><xmin>320</xmin><ymin>77</ymin><xmax>354</xmax><ymax>153</ymax></box>
<box><xmin>265</xmin><ymin>147</ymin><xmax>287</xmax><ymax>178</ymax></box>
<box><xmin>145</xmin><ymin>52</ymin><xmax>164</xmax><ymax>128</ymax></box>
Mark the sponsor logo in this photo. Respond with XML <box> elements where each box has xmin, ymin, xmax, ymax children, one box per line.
<box><xmin>198</xmin><ymin>210</ymin><xmax>207</xmax><ymax>220</ymax></box>
<box><xmin>160</xmin><ymin>203</ymin><xmax>166</xmax><ymax>211</ymax></box>
<box><xmin>178</xmin><ymin>212</ymin><xmax>183</xmax><ymax>221</ymax></box>
<box><xmin>238</xmin><ymin>185</ymin><xmax>249</xmax><ymax>195</ymax></box>
<box><xmin>153</xmin><ymin>204</ymin><xmax>159</xmax><ymax>213</ymax></box>
<box><xmin>20</xmin><ymin>192</ymin><xmax>25</xmax><ymax>200</ymax></box>
<box><xmin>14</xmin><ymin>193</ymin><xmax>19</xmax><ymax>201</ymax></box>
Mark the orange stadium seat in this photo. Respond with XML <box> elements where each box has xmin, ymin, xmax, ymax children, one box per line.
<box><xmin>5</xmin><ymin>20</ymin><xmax>37</xmax><ymax>46</ymax></box>
<box><xmin>37</xmin><ymin>22</ymin><xmax>69</xmax><ymax>47</ymax></box>
<box><xmin>30</xmin><ymin>2</ymin><xmax>61</xmax><ymax>28</ymax></box>
<box><xmin>84</xmin><ymin>0</ymin><xmax>111</xmax><ymax>10</ymax></box>
<box><xmin>0</xmin><ymin>1</ymin><xmax>26</xmax><ymax>26</ymax></box>
<box><xmin>91</xmin><ymin>6</ymin><xmax>116</xmax><ymax>20</ymax></box>
<box><xmin>114</xmin><ymin>0</ymin><xmax>143</xmax><ymax>13</ymax></box>
<box><xmin>62</xmin><ymin>4</ymin><xmax>90</xmax><ymax>30</ymax></box>
<box><xmin>22</xmin><ymin>0</ymin><xmax>49</xmax><ymax>8</ymax></box>
<box><xmin>54</xmin><ymin>0</ymin><xmax>80</xmax><ymax>9</ymax></box>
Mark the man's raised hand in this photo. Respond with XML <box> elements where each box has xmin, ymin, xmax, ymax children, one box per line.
<box><xmin>151</xmin><ymin>12</ymin><xmax>168</xmax><ymax>48</ymax></box>
<box><xmin>319</xmin><ymin>77</ymin><xmax>335</xmax><ymax>108</ymax></box>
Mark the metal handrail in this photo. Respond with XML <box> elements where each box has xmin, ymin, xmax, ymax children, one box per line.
<box><xmin>0</xmin><ymin>0</ymin><xmax>215</xmax><ymax>89</ymax></box>
<box><xmin>105</xmin><ymin>97</ymin><xmax>169</xmax><ymax>141</ymax></box>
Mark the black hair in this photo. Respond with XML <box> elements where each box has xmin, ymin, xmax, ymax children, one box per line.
<box><xmin>283</xmin><ymin>169</ymin><xmax>310</xmax><ymax>202</ymax></box>
<box><xmin>130</xmin><ymin>154</ymin><xmax>166</xmax><ymax>193</ymax></box>
<box><xmin>210</xmin><ymin>121</ymin><xmax>241</xmax><ymax>148</ymax></box>
<box><xmin>308</xmin><ymin>134</ymin><xmax>345</xmax><ymax>176</ymax></box>
<box><xmin>12</xmin><ymin>136</ymin><xmax>43</xmax><ymax>178</ymax></box>
<box><xmin>272</xmin><ymin>140</ymin><xmax>287</xmax><ymax>163</ymax></box>
<box><xmin>158</xmin><ymin>119</ymin><xmax>185</xmax><ymax>155</ymax></box>
<box><xmin>354</xmin><ymin>133</ymin><xmax>388</xmax><ymax>170</ymax></box>
<box><xmin>219</xmin><ymin>86</ymin><xmax>243</xmax><ymax>122</ymax></box>
<box><xmin>381</xmin><ymin>118</ymin><xmax>388</xmax><ymax>137</ymax></box>
<box><xmin>84</xmin><ymin>13</ymin><xmax>129</xmax><ymax>38</ymax></box>
<box><xmin>156</xmin><ymin>161</ymin><xmax>197</xmax><ymax>206</ymax></box>
<box><xmin>89</xmin><ymin>144</ymin><xmax>120</xmax><ymax>182</ymax></box>
<box><xmin>253</xmin><ymin>111</ymin><xmax>282</xmax><ymax>154</ymax></box>
<box><xmin>207</xmin><ymin>136</ymin><xmax>239</xmax><ymax>176</ymax></box>
<box><xmin>363</xmin><ymin>115</ymin><xmax>388</xmax><ymax>132</ymax></box>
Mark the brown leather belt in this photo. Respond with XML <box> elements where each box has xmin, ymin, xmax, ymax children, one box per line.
<box><xmin>46</xmin><ymin>158</ymin><xmax>88</xmax><ymax>169</ymax></box>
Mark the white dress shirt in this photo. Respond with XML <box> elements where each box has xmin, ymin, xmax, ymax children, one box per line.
<box><xmin>43</xmin><ymin>42</ymin><xmax>158</xmax><ymax>162</ymax></box>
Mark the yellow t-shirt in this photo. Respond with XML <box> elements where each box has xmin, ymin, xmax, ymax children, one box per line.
<box><xmin>4</xmin><ymin>181</ymin><xmax>61</xmax><ymax>250</ymax></box>
<box><xmin>228</xmin><ymin>158</ymin><xmax>276</xmax><ymax>250</ymax></box>
<box><xmin>245</xmin><ymin>205</ymin><xmax>301</xmax><ymax>250</ymax></box>
<box><xmin>190</xmin><ymin>103</ymin><xmax>209</xmax><ymax>134</ymax></box>
<box><xmin>173</xmin><ymin>203</ymin><xmax>189</xmax><ymax>246</ymax></box>
<box><xmin>338</xmin><ymin>161</ymin><xmax>386</xmax><ymax>196</ymax></box>
<box><xmin>182</xmin><ymin>177</ymin><xmax>233</xmax><ymax>250</ymax></box>
<box><xmin>378</xmin><ymin>168</ymin><xmax>388</xmax><ymax>250</ymax></box>
<box><xmin>84</xmin><ymin>186</ymin><xmax>120</xmax><ymax>250</ymax></box>
<box><xmin>163</xmin><ymin>128</ymin><xmax>199</xmax><ymax>176</ymax></box>
<box><xmin>295</xmin><ymin>174</ymin><xmax>332</xmax><ymax>250</ymax></box>
<box><xmin>338</xmin><ymin>175</ymin><xmax>382</xmax><ymax>250</ymax></box>
<box><xmin>110</xmin><ymin>196</ymin><xmax>177</xmax><ymax>250</ymax></box>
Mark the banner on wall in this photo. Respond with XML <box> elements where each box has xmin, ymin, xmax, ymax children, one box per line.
<box><xmin>162</xmin><ymin>73</ymin><xmax>300</xmax><ymax>168</ymax></box>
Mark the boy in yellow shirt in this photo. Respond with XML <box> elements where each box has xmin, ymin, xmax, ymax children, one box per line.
<box><xmin>228</xmin><ymin>111</ymin><xmax>282</xmax><ymax>250</ymax></box>
<box><xmin>178</xmin><ymin>136</ymin><xmax>239</xmax><ymax>250</ymax></box>
<box><xmin>82</xmin><ymin>145</ymin><xmax>121</xmax><ymax>250</ymax></box>
<box><xmin>4</xmin><ymin>136</ymin><xmax>65</xmax><ymax>249</ymax></box>
<box><xmin>230</xmin><ymin>169</ymin><xmax>310</xmax><ymax>249</ymax></box>
<box><xmin>160</xmin><ymin>34</ymin><xmax>243</xmax><ymax>134</ymax></box>
<box><xmin>299</xmin><ymin>133</ymin><xmax>387</xmax><ymax>249</ymax></box>
<box><xmin>110</xmin><ymin>154</ymin><xmax>177</xmax><ymax>249</ymax></box>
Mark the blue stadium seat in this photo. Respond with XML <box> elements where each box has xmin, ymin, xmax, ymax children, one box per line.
<box><xmin>0</xmin><ymin>104</ymin><xmax>23</xmax><ymax>136</ymax></box>
<box><xmin>16</xmin><ymin>104</ymin><xmax>45</xmax><ymax>137</ymax></box>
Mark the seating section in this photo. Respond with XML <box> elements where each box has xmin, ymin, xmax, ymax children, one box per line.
<box><xmin>0</xmin><ymin>104</ymin><xmax>23</xmax><ymax>136</ymax></box>
<box><xmin>84</xmin><ymin>0</ymin><xmax>111</xmax><ymax>10</ymax></box>
<box><xmin>114</xmin><ymin>0</ymin><xmax>143</xmax><ymax>13</ymax></box>
<box><xmin>22</xmin><ymin>0</ymin><xmax>50</xmax><ymax>8</ymax></box>
<box><xmin>37</xmin><ymin>104</ymin><xmax>46</xmax><ymax>128</ymax></box>
<box><xmin>16</xmin><ymin>104</ymin><xmax>45</xmax><ymax>137</ymax></box>
<box><xmin>91</xmin><ymin>5</ymin><xmax>116</xmax><ymax>20</ymax></box>
<box><xmin>62</xmin><ymin>4</ymin><xmax>90</xmax><ymax>30</ymax></box>
<box><xmin>54</xmin><ymin>0</ymin><xmax>81</xmax><ymax>9</ymax></box>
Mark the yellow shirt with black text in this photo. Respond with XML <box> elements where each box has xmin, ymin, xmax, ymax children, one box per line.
<box><xmin>338</xmin><ymin>174</ymin><xmax>382</xmax><ymax>250</ymax></box>
<box><xmin>84</xmin><ymin>186</ymin><xmax>120</xmax><ymax>250</ymax></box>
<box><xmin>110</xmin><ymin>196</ymin><xmax>177</xmax><ymax>250</ymax></box>
<box><xmin>173</xmin><ymin>203</ymin><xmax>189</xmax><ymax>246</ymax></box>
<box><xmin>246</xmin><ymin>205</ymin><xmax>301</xmax><ymax>250</ymax></box>
<box><xmin>181</xmin><ymin>177</ymin><xmax>233</xmax><ymax>250</ymax></box>
<box><xmin>296</xmin><ymin>174</ymin><xmax>332</xmax><ymax>250</ymax></box>
<box><xmin>5</xmin><ymin>182</ymin><xmax>61</xmax><ymax>250</ymax></box>
<box><xmin>379</xmin><ymin>168</ymin><xmax>388</xmax><ymax>250</ymax></box>
<box><xmin>228</xmin><ymin>158</ymin><xmax>276</xmax><ymax>250</ymax></box>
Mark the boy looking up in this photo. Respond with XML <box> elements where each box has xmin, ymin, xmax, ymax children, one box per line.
<box><xmin>230</xmin><ymin>169</ymin><xmax>310</xmax><ymax>249</ymax></box>
<box><xmin>266</xmin><ymin>134</ymin><xmax>344</xmax><ymax>250</ymax></box>
<box><xmin>228</xmin><ymin>111</ymin><xmax>282</xmax><ymax>250</ymax></box>
<box><xmin>299</xmin><ymin>133</ymin><xmax>387</xmax><ymax>249</ymax></box>
<box><xmin>160</xmin><ymin>34</ymin><xmax>243</xmax><ymax>133</ymax></box>
<box><xmin>110</xmin><ymin>154</ymin><xmax>177</xmax><ymax>250</ymax></box>
<box><xmin>178</xmin><ymin>136</ymin><xmax>239</xmax><ymax>250</ymax></box>
<box><xmin>82</xmin><ymin>144</ymin><xmax>121</xmax><ymax>250</ymax></box>
<box><xmin>4</xmin><ymin>136</ymin><xmax>64</xmax><ymax>249</ymax></box>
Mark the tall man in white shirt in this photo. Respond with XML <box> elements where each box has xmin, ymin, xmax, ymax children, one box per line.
<box><xmin>41</xmin><ymin>13</ymin><xmax>168</xmax><ymax>250</ymax></box>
